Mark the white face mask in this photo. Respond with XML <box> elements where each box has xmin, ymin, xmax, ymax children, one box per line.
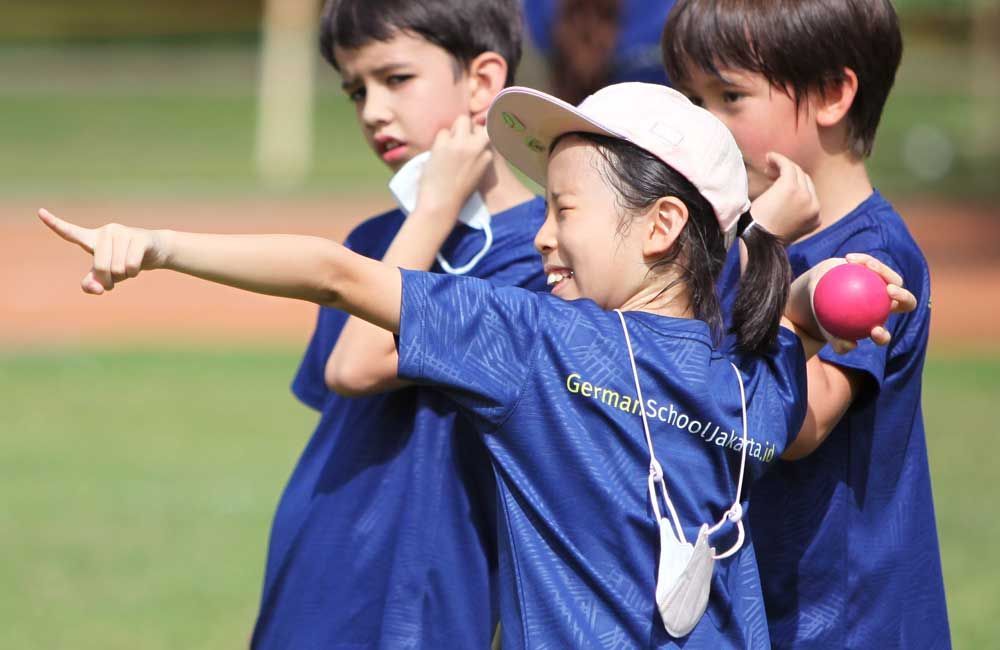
<box><xmin>388</xmin><ymin>151</ymin><xmax>493</xmax><ymax>275</ymax></box>
<box><xmin>616</xmin><ymin>311</ymin><xmax>750</xmax><ymax>638</ymax></box>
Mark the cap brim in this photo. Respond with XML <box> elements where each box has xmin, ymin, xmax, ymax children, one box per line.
<box><xmin>486</xmin><ymin>87</ymin><xmax>625</xmax><ymax>187</ymax></box>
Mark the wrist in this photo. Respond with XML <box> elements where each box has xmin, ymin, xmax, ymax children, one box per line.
<box><xmin>409</xmin><ymin>199</ymin><xmax>463</xmax><ymax>229</ymax></box>
<box><xmin>785</xmin><ymin>271</ymin><xmax>823</xmax><ymax>339</ymax></box>
<box><xmin>153</xmin><ymin>229</ymin><xmax>175</xmax><ymax>270</ymax></box>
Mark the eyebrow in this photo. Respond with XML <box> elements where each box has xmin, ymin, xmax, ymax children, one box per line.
<box><xmin>548</xmin><ymin>191</ymin><xmax>578</xmax><ymax>203</ymax></box>
<box><xmin>711</xmin><ymin>70</ymin><xmax>747</xmax><ymax>88</ymax></box>
<box><xmin>340</xmin><ymin>63</ymin><xmax>411</xmax><ymax>90</ymax></box>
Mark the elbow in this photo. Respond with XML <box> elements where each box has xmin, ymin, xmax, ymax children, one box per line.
<box><xmin>781</xmin><ymin>417</ymin><xmax>836</xmax><ymax>461</ymax></box>
<box><xmin>324</xmin><ymin>359</ymin><xmax>383</xmax><ymax>397</ymax></box>
<box><xmin>781</xmin><ymin>441</ymin><xmax>812</xmax><ymax>462</ymax></box>
<box><xmin>313</xmin><ymin>243</ymin><xmax>348</xmax><ymax>309</ymax></box>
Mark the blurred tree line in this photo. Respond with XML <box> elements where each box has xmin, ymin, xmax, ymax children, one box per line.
<box><xmin>0</xmin><ymin>0</ymin><xmax>991</xmax><ymax>42</ymax></box>
<box><xmin>0</xmin><ymin>0</ymin><xmax>263</xmax><ymax>41</ymax></box>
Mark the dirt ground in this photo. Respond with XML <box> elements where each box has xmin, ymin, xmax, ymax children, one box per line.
<box><xmin>1</xmin><ymin>196</ymin><xmax>996</xmax><ymax>354</ymax></box>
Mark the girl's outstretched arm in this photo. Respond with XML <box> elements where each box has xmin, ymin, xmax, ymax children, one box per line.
<box><xmin>38</xmin><ymin>208</ymin><xmax>403</xmax><ymax>334</ymax></box>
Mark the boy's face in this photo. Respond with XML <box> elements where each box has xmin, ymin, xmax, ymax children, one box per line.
<box><xmin>677</xmin><ymin>66</ymin><xmax>820</xmax><ymax>200</ymax></box>
<box><xmin>336</xmin><ymin>32</ymin><xmax>473</xmax><ymax>171</ymax></box>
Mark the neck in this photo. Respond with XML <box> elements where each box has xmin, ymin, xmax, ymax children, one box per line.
<box><xmin>478</xmin><ymin>150</ymin><xmax>536</xmax><ymax>215</ymax></box>
<box><xmin>618</xmin><ymin>277</ymin><xmax>692</xmax><ymax>319</ymax></box>
<box><xmin>806</xmin><ymin>150</ymin><xmax>874</xmax><ymax>234</ymax></box>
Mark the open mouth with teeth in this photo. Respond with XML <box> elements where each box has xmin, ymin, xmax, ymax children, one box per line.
<box><xmin>546</xmin><ymin>269</ymin><xmax>574</xmax><ymax>293</ymax></box>
<box><xmin>377</xmin><ymin>137</ymin><xmax>408</xmax><ymax>163</ymax></box>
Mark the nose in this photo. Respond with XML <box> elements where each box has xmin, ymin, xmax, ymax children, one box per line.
<box><xmin>361</xmin><ymin>85</ymin><xmax>392</xmax><ymax>130</ymax></box>
<box><xmin>534</xmin><ymin>206</ymin><xmax>557</xmax><ymax>256</ymax></box>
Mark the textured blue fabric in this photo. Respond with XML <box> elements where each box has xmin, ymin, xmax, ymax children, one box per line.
<box><xmin>523</xmin><ymin>0</ymin><xmax>676</xmax><ymax>85</ymax></box>
<box><xmin>251</xmin><ymin>198</ymin><xmax>548</xmax><ymax>650</ymax></box>
<box><xmin>726</xmin><ymin>191</ymin><xmax>950</xmax><ymax>649</ymax></box>
<box><xmin>397</xmin><ymin>271</ymin><xmax>808</xmax><ymax>648</ymax></box>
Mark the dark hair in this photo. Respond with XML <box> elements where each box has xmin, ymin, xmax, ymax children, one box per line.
<box><xmin>319</xmin><ymin>0</ymin><xmax>523</xmax><ymax>87</ymax></box>
<box><xmin>555</xmin><ymin>132</ymin><xmax>790</xmax><ymax>354</ymax></box>
<box><xmin>549</xmin><ymin>0</ymin><xmax>622</xmax><ymax>104</ymax></box>
<box><xmin>661</xmin><ymin>0</ymin><xmax>902</xmax><ymax>158</ymax></box>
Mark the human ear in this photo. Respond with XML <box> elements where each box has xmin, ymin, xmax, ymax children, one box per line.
<box><xmin>467</xmin><ymin>52</ymin><xmax>508</xmax><ymax>124</ymax></box>
<box><xmin>643</xmin><ymin>196</ymin><xmax>689</xmax><ymax>258</ymax></box>
<box><xmin>815</xmin><ymin>67</ymin><xmax>858</xmax><ymax>128</ymax></box>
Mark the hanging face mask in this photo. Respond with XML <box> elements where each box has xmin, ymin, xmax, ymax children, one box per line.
<box><xmin>388</xmin><ymin>151</ymin><xmax>493</xmax><ymax>275</ymax></box>
<box><xmin>656</xmin><ymin>521</ymin><xmax>715</xmax><ymax>637</ymax></box>
<box><xmin>616</xmin><ymin>311</ymin><xmax>750</xmax><ymax>638</ymax></box>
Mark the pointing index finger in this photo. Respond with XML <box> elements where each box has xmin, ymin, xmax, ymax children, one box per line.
<box><xmin>38</xmin><ymin>208</ymin><xmax>97</xmax><ymax>254</ymax></box>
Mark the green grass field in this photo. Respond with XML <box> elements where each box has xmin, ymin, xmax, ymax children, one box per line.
<box><xmin>1</xmin><ymin>349</ymin><xmax>997</xmax><ymax>648</ymax></box>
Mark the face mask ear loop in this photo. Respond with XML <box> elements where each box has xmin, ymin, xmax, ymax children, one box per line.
<box><xmin>436</xmin><ymin>221</ymin><xmax>493</xmax><ymax>275</ymax></box>
<box><xmin>708</xmin><ymin>363</ymin><xmax>749</xmax><ymax>560</ymax></box>
<box><xmin>616</xmin><ymin>310</ymin><xmax>687</xmax><ymax>544</ymax></box>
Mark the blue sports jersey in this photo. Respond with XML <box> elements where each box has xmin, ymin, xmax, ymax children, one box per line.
<box><xmin>397</xmin><ymin>270</ymin><xmax>808</xmax><ymax>648</ymax></box>
<box><xmin>724</xmin><ymin>191</ymin><xmax>950</xmax><ymax>648</ymax></box>
<box><xmin>523</xmin><ymin>0</ymin><xmax>675</xmax><ymax>86</ymax></box>
<box><xmin>251</xmin><ymin>197</ymin><xmax>548</xmax><ymax>650</ymax></box>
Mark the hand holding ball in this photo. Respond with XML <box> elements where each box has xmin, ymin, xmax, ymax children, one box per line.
<box><xmin>812</xmin><ymin>263</ymin><xmax>892</xmax><ymax>341</ymax></box>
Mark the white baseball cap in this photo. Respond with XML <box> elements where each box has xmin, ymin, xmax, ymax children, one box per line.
<box><xmin>486</xmin><ymin>82</ymin><xmax>750</xmax><ymax>233</ymax></box>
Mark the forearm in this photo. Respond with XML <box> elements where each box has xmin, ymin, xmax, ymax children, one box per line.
<box><xmin>783</xmin><ymin>359</ymin><xmax>859</xmax><ymax>460</ymax></box>
<box><xmin>159</xmin><ymin>230</ymin><xmax>402</xmax><ymax>332</ymax></box>
<box><xmin>383</xmin><ymin>205</ymin><xmax>461</xmax><ymax>269</ymax></box>
<box><xmin>160</xmin><ymin>231</ymin><xmax>347</xmax><ymax>304</ymax></box>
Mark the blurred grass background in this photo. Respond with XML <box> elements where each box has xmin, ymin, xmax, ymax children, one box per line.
<box><xmin>1</xmin><ymin>0</ymin><xmax>997</xmax><ymax>647</ymax></box>
<box><xmin>3</xmin><ymin>351</ymin><xmax>995</xmax><ymax>648</ymax></box>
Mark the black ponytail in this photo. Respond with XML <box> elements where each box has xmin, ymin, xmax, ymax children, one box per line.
<box><xmin>730</xmin><ymin>218</ymin><xmax>792</xmax><ymax>353</ymax></box>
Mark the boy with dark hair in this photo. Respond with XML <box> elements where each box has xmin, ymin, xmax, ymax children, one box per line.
<box><xmin>251</xmin><ymin>0</ymin><xmax>545</xmax><ymax>647</ymax></box>
<box><xmin>662</xmin><ymin>0</ymin><xmax>950</xmax><ymax>647</ymax></box>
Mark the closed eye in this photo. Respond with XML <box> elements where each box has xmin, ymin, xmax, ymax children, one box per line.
<box><xmin>386</xmin><ymin>74</ymin><xmax>413</xmax><ymax>87</ymax></box>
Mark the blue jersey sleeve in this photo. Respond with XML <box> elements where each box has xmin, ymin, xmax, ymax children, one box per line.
<box><xmin>767</xmin><ymin>327</ymin><xmax>809</xmax><ymax>453</ymax></box>
<box><xmin>291</xmin><ymin>307</ymin><xmax>350</xmax><ymax>410</ymax></box>
<box><xmin>396</xmin><ymin>269</ymin><xmax>541</xmax><ymax>429</ymax></box>
<box><xmin>732</xmin><ymin>326</ymin><xmax>808</xmax><ymax>459</ymax></box>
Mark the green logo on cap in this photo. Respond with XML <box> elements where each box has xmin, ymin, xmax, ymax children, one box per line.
<box><xmin>502</xmin><ymin>112</ymin><xmax>525</xmax><ymax>131</ymax></box>
<box><xmin>525</xmin><ymin>136</ymin><xmax>545</xmax><ymax>153</ymax></box>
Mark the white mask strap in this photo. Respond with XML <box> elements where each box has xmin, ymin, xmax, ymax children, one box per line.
<box><xmin>616</xmin><ymin>311</ymin><xmax>751</xmax><ymax>559</ymax></box>
<box><xmin>705</xmin><ymin>363</ymin><xmax>749</xmax><ymax>560</ymax></box>
<box><xmin>435</xmin><ymin>221</ymin><xmax>493</xmax><ymax>275</ymax></box>
<box><xmin>616</xmin><ymin>310</ymin><xmax>687</xmax><ymax>543</ymax></box>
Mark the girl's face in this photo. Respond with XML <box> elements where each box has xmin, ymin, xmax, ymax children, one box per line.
<box><xmin>534</xmin><ymin>136</ymin><xmax>656</xmax><ymax>310</ymax></box>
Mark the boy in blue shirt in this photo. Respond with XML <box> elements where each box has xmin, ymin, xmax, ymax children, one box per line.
<box><xmin>253</xmin><ymin>0</ymin><xmax>545</xmax><ymax>647</ymax></box>
<box><xmin>663</xmin><ymin>0</ymin><xmax>951</xmax><ymax>646</ymax></box>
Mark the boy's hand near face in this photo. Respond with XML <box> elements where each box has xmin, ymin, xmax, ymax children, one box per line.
<box><xmin>750</xmin><ymin>152</ymin><xmax>821</xmax><ymax>244</ymax></box>
<box><xmin>326</xmin><ymin>113</ymin><xmax>495</xmax><ymax>397</ymax></box>
<box><xmin>415</xmin><ymin>114</ymin><xmax>494</xmax><ymax>219</ymax></box>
